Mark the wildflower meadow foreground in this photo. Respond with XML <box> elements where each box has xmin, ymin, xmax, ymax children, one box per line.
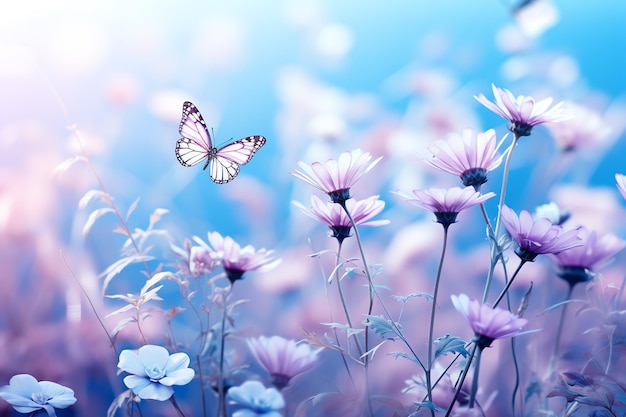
<box><xmin>2</xmin><ymin>2</ymin><xmax>626</xmax><ymax>417</ymax></box>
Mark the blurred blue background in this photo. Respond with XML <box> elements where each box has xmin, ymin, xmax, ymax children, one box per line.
<box><xmin>2</xmin><ymin>1</ymin><xmax>626</xmax><ymax>415</ymax></box>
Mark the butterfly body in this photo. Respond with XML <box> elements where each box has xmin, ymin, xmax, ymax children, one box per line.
<box><xmin>175</xmin><ymin>101</ymin><xmax>266</xmax><ymax>184</ymax></box>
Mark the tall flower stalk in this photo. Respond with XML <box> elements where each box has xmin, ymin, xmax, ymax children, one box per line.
<box><xmin>550</xmin><ymin>228</ymin><xmax>625</xmax><ymax>364</ymax></box>
<box><xmin>445</xmin><ymin>294</ymin><xmax>528</xmax><ymax>416</ymax></box>
<box><xmin>397</xmin><ymin>186</ymin><xmax>494</xmax><ymax>414</ymax></box>
<box><xmin>292</xmin><ymin>150</ymin><xmax>384</xmax><ymax>415</ymax></box>
<box><xmin>474</xmin><ymin>84</ymin><xmax>570</xmax><ymax>302</ymax></box>
<box><xmin>199</xmin><ymin>232</ymin><xmax>278</xmax><ymax>417</ymax></box>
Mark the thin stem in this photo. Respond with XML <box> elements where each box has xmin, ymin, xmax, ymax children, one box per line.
<box><xmin>483</xmin><ymin>134</ymin><xmax>520</xmax><ymax>303</ymax></box>
<box><xmin>335</xmin><ymin>242</ymin><xmax>364</xmax><ymax>358</ymax></box>
<box><xmin>196</xmin><ymin>355</ymin><xmax>207</xmax><ymax>417</ymax></box>
<box><xmin>60</xmin><ymin>251</ymin><xmax>119</xmax><ymax>358</ymax></box>
<box><xmin>339</xmin><ymin>202</ymin><xmax>374</xmax><ymax>355</ymax></box>
<box><xmin>216</xmin><ymin>285</ymin><xmax>233</xmax><ymax>417</ymax></box>
<box><xmin>468</xmin><ymin>347</ymin><xmax>484</xmax><ymax>408</ymax></box>
<box><xmin>510</xmin><ymin>336</ymin><xmax>522</xmax><ymax>416</ymax></box>
<box><xmin>135</xmin><ymin>313</ymin><xmax>149</xmax><ymax>345</ymax></box>
<box><xmin>338</xmin><ymin>202</ymin><xmax>374</xmax><ymax>417</ymax></box>
<box><xmin>550</xmin><ymin>284</ymin><xmax>574</xmax><ymax>372</ymax></box>
<box><xmin>333</xmin><ymin>241</ymin><xmax>358</xmax><ymax>388</ymax></box>
<box><xmin>425</xmin><ymin>224</ymin><xmax>450</xmax><ymax>417</ymax></box>
<box><xmin>445</xmin><ymin>342</ymin><xmax>478</xmax><ymax>417</ymax></box>
<box><xmin>70</xmin><ymin>125</ymin><xmax>153</xmax><ymax>276</ymax></box>
<box><xmin>492</xmin><ymin>258</ymin><xmax>527</xmax><ymax>308</ymax></box>
<box><xmin>170</xmin><ymin>395</ymin><xmax>187</xmax><ymax>417</ymax></box>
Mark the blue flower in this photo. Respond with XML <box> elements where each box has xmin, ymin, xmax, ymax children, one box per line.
<box><xmin>0</xmin><ymin>374</ymin><xmax>76</xmax><ymax>417</ymax></box>
<box><xmin>228</xmin><ymin>381</ymin><xmax>285</xmax><ymax>417</ymax></box>
<box><xmin>117</xmin><ymin>344</ymin><xmax>195</xmax><ymax>401</ymax></box>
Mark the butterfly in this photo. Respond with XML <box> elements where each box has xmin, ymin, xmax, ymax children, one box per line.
<box><xmin>175</xmin><ymin>101</ymin><xmax>266</xmax><ymax>184</ymax></box>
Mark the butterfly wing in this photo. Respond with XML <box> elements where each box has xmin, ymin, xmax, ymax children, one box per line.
<box><xmin>175</xmin><ymin>101</ymin><xmax>213</xmax><ymax>167</ymax></box>
<box><xmin>209</xmin><ymin>136</ymin><xmax>267</xmax><ymax>184</ymax></box>
<box><xmin>209</xmin><ymin>155</ymin><xmax>241</xmax><ymax>184</ymax></box>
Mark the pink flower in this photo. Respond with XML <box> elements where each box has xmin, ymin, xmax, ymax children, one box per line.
<box><xmin>189</xmin><ymin>246</ymin><xmax>216</xmax><ymax>277</ymax></box>
<box><xmin>424</xmin><ymin>128</ymin><xmax>506</xmax><ymax>188</ymax></box>
<box><xmin>247</xmin><ymin>336</ymin><xmax>322</xmax><ymax>389</ymax></box>
<box><xmin>451</xmin><ymin>293</ymin><xmax>528</xmax><ymax>347</ymax></box>
<box><xmin>501</xmin><ymin>205</ymin><xmax>582</xmax><ymax>262</ymax></box>
<box><xmin>545</xmin><ymin>102</ymin><xmax>612</xmax><ymax>152</ymax></box>
<box><xmin>552</xmin><ymin>227</ymin><xmax>625</xmax><ymax>286</ymax></box>
<box><xmin>616</xmin><ymin>173</ymin><xmax>626</xmax><ymax>200</ymax></box>
<box><xmin>291</xmin><ymin>149</ymin><xmax>382</xmax><ymax>204</ymax></box>
<box><xmin>474</xmin><ymin>84</ymin><xmax>569</xmax><ymax>137</ymax></box>
<box><xmin>202</xmin><ymin>232</ymin><xmax>279</xmax><ymax>283</ymax></box>
<box><xmin>397</xmin><ymin>187</ymin><xmax>495</xmax><ymax>226</ymax></box>
<box><xmin>293</xmin><ymin>195</ymin><xmax>389</xmax><ymax>243</ymax></box>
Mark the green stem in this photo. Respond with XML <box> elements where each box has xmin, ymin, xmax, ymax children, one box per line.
<box><xmin>483</xmin><ymin>134</ymin><xmax>520</xmax><ymax>303</ymax></box>
<box><xmin>425</xmin><ymin>224</ymin><xmax>450</xmax><ymax>417</ymax></box>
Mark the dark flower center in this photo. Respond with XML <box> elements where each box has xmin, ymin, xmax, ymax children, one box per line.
<box><xmin>557</xmin><ymin>266</ymin><xmax>594</xmax><ymax>287</ymax></box>
<box><xmin>330</xmin><ymin>225</ymin><xmax>352</xmax><ymax>243</ymax></box>
<box><xmin>509</xmin><ymin>122</ymin><xmax>533</xmax><ymax>137</ymax></box>
<box><xmin>434</xmin><ymin>212</ymin><xmax>459</xmax><ymax>227</ymax></box>
<box><xmin>224</xmin><ymin>268</ymin><xmax>246</xmax><ymax>284</ymax></box>
<box><xmin>461</xmin><ymin>168</ymin><xmax>488</xmax><ymax>188</ymax></box>
<box><xmin>328</xmin><ymin>188</ymin><xmax>351</xmax><ymax>205</ymax></box>
<box><xmin>514</xmin><ymin>246</ymin><xmax>539</xmax><ymax>262</ymax></box>
<box><xmin>270</xmin><ymin>373</ymin><xmax>291</xmax><ymax>390</ymax></box>
<box><xmin>474</xmin><ymin>334</ymin><xmax>496</xmax><ymax>350</ymax></box>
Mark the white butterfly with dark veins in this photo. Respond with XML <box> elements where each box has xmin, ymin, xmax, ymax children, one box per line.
<box><xmin>175</xmin><ymin>101</ymin><xmax>266</xmax><ymax>184</ymax></box>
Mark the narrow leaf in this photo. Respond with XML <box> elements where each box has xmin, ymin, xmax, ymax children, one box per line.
<box><xmin>107</xmin><ymin>390</ymin><xmax>133</xmax><ymax>417</ymax></box>
<box><xmin>126</xmin><ymin>197</ymin><xmax>140</xmax><ymax>221</ymax></box>
<box><xmin>78</xmin><ymin>189</ymin><xmax>111</xmax><ymax>209</ymax></box>
<box><xmin>83</xmin><ymin>208</ymin><xmax>114</xmax><ymax>237</ymax></box>
<box><xmin>105</xmin><ymin>303</ymin><xmax>135</xmax><ymax>318</ymax></box>
<box><xmin>141</xmin><ymin>272</ymin><xmax>175</xmax><ymax>294</ymax></box>
<box><xmin>149</xmin><ymin>208</ymin><xmax>169</xmax><ymax>229</ymax></box>
<box><xmin>110</xmin><ymin>317</ymin><xmax>136</xmax><ymax>338</ymax></box>
<box><xmin>100</xmin><ymin>255</ymin><xmax>153</xmax><ymax>294</ymax></box>
<box><xmin>51</xmin><ymin>156</ymin><xmax>86</xmax><ymax>178</ymax></box>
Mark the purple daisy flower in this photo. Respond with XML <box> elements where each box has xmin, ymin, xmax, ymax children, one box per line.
<box><xmin>397</xmin><ymin>186</ymin><xmax>495</xmax><ymax>227</ymax></box>
<box><xmin>247</xmin><ymin>336</ymin><xmax>322</xmax><ymax>389</ymax></box>
<box><xmin>291</xmin><ymin>149</ymin><xmax>382</xmax><ymax>204</ymax></box>
<box><xmin>545</xmin><ymin>102</ymin><xmax>612</xmax><ymax>152</ymax></box>
<box><xmin>552</xmin><ymin>227</ymin><xmax>625</xmax><ymax>287</ymax></box>
<box><xmin>500</xmin><ymin>205</ymin><xmax>582</xmax><ymax>262</ymax></box>
<box><xmin>293</xmin><ymin>195</ymin><xmax>389</xmax><ymax>243</ymax></box>
<box><xmin>451</xmin><ymin>293</ymin><xmax>528</xmax><ymax>349</ymax></box>
<box><xmin>203</xmin><ymin>232</ymin><xmax>279</xmax><ymax>284</ymax></box>
<box><xmin>474</xmin><ymin>84</ymin><xmax>569</xmax><ymax>137</ymax></box>
<box><xmin>424</xmin><ymin>128</ymin><xmax>507</xmax><ymax>188</ymax></box>
<box><xmin>616</xmin><ymin>173</ymin><xmax>626</xmax><ymax>200</ymax></box>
